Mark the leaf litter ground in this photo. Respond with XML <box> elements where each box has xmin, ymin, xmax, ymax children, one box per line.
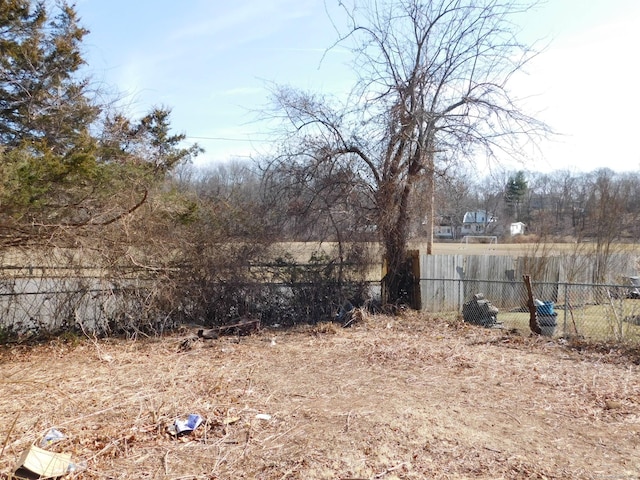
<box><xmin>1</xmin><ymin>312</ymin><xmax>639</xmax><ymax>479</ymax></box>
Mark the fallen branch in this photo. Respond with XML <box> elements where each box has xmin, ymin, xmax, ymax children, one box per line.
<box><xmin>374</xmin><ymin>462</ymin><xmax>408</xmax><ymax>478</ymax></box>
<box><xmin>0</xmin><ymin>414</ymin><xmax>18</xmax><ymax>458</ymax></box>
<box><xmin>199</xmin><ymin>318</ymin><xmax>261</xmax><ymax>337</ymax></box>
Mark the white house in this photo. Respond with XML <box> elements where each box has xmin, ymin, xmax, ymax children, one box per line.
<box><xmin>424</xmin><ymin>214</ymin><xmax>456</xmax><ymax>239</ymax></box>
<box><xmin>461</xmin><ymin>210</ymin><xmax>497</xmax><ymax>236</ymax></box>
<box><xmin>434</xmin><ymin>225</ymin><xmax>454</xmax><ymax>239</ymax></box>
<box><xmin>509</xmin><ymin>222</ymin><xmax>526</xmax><ymax>236</ymax></box>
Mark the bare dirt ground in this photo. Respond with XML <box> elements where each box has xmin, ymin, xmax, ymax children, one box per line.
<box><xmin>1</xmin><ymin>313</ymin><xmax>640</xmax><ymax>479</ymax></box>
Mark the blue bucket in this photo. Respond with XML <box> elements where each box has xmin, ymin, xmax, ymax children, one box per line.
<box><xmin>537</xmin><ymin>301</ymin><xmax>555</xmax><ymax>316</ymax></box>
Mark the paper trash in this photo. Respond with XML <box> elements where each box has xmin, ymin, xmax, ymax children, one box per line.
<box><xmin>174</xmin><ymin>414</ymin><xmax>203</xmax><ymax>435</ymax></box>
<box><xmin>15</xmin><ymin>445</ymin><xmax>72</xmax><ymax>479</ymax></box>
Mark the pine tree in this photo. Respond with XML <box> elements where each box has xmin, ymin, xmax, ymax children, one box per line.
<box><xmin>505</xmin><ymin>171</ymin><xmax>528</xmax><ymax>220</ymax></box>
<box><xmin>0</xmin><ymin>0</ymin><xmax>98</xmax><ymax>155</ymax></box>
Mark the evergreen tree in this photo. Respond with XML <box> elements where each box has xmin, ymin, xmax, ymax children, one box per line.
<box><xmin>0</xmin><ymin>0</ymin><xmax>98</xmax><ymax>156</ymax></box>
<box><xmin>505</xmin><ymin>171</ymin><xmax>528</xmax><ymax>220</ymax></box>
<box><xmin>99</xmin><ymin>108</ymin><xmax>202</xmax><ymax>174</ymax></box>
<box><xmin>0</xmin><ymin>2</ymin><xmax>201</xmax><ymax>247</ymax></box>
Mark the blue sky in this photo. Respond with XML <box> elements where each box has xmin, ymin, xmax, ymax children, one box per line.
<box><xmin>75</xmin><ymin>0</ymin><xmax>640</xmax><ymax>173</ymax></box>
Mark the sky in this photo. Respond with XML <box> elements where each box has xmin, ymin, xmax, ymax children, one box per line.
<box><xmin>75</xmin><ymin>0</ymin><xmax>640</xmax><ymax>173</ymax></box>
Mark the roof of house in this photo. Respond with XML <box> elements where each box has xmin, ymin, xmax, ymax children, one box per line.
<box><xmin>462</xmin><ymin>210</ymin><xmax>496</xmax><ymax>224</ymax></box>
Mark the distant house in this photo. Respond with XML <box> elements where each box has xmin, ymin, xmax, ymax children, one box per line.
<box><xmin>434</xmin><ymin>224</ymin><xmax>455</xmax><ymax>239</ymax></box>
<box><xmin>509</xmin><ymin>222</ymin><xmax>526</xmax><ymax>236</ymax></box>
<box><xmin>461</xmin><ymin>210</ymin><xmax>497</xmax><ymax>236</ymax></box>
<box><xmin>429</xmin><ymin>214</ymin><xmax>456</xmax><ymax>239</ymax></box>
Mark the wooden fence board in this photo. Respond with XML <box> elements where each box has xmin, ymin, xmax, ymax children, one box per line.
<box><xmin>418</xmin><ymin>252</ymin><xmax>640</xmax><ymax>313</ymax></box>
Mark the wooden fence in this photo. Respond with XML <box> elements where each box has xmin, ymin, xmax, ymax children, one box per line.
<box><xmin>419</xmin><ymin>253</ymin><xmax>640</xmax><ymax>312</ymax></box>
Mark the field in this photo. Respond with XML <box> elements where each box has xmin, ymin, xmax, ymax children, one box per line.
<box><xmin>278</xmin><ymin>240</ymin><xmax>565</xmax><ymax>263</ymax></box>
<box><xmin>1</xmin><ymin>313</ymin><xmax>639</xmax><ymax>479</ymax></box>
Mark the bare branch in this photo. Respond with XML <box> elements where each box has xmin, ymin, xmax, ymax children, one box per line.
<box><xmin>264</xmin><ymin>0</ymin><xmax>549</xmax><ymax>302</ymax></box>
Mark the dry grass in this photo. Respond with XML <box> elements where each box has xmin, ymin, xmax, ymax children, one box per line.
<box><xmin>1</xmin><ymin>313</ymin><xmax>640</xmax><ymax>479</ymax></box>
<box><xmin>495</xmin><ymin>301</ymin><xmax>640</xmax><ymax>343</ymax></box>
<box><xmin>278</xmin><ymin>240</ymin><xmax>640</xmax><ymax>258</ymax></box>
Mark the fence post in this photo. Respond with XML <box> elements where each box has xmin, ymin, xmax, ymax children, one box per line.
<box><xmin>458</xmin><ymin>279</ymin><xmax>462</xmax><ymax>314</ymax></box>
<box><xmin>562</xmin><ymin>282</ymin><xmax>568</xmax><ymax>336</ymax></box>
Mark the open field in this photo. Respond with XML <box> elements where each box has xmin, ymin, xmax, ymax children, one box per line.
<box><xmin>1</xmin><ymin>313</ymin><xmax>639</xmax><ymax>479</ymax></box>
<box><xmin>3</xmin><ymin>241</ymin><xmax>640</xmax><ymax>268</ymax></box>
<box><xmin>278</xmin><ymin>240</ymin><xmax>640</xmax><ymax>259</ymax></box>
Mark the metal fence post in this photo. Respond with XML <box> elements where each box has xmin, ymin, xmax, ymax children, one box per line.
<box><xmin>562</xmin><ymin>282</ymin><xmax>568</xmax><ymax>336</ymax></box>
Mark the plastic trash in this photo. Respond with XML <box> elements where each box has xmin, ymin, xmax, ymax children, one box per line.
<box><xmin>67</xmin><ymin>460</ymin><xmax>88</xmax><ymax>474</ymax></box>
<box><xmin>40</xmin><ymin>428</ymin><xmax>65</xmax><ymax>447</ymax></box>
<box><xmin>255</xmin><ymin>413</ymin><xmax>272</xmax><ymax>421</ymax></box>
<box><xmin>536</xmin><ymin>300</ymin><xmax>555</xmax><ymax>316</ymax></box>
<box><xmin>174</xmin><ymin>414</ymin><xmax>203</xmax><ymax>435</ymax></box>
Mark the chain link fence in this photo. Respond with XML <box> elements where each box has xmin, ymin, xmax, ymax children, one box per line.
<box><xmin>421</xmin><ymin>277</ymin><xmax>640</xmax><ymax>342</ymax></box>
<box><xmin>0</xmin><ymin>273</ymin><xmax>156</xmax><ymax>338</ymax></box>
<box><xmin>4</xmin><ymin>260</ymin><xmax>640</xmax><ymax>345</ymax></box>
<box><xmin>0</xmin><ymin>263</ymin><xmax>378</xmax><ymax>339</ymax></box>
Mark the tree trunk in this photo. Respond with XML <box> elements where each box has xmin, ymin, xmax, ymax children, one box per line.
<box><xmin>379</xmin><ymin>180</ymin><xmax>412</xmax><ymax>305</ymax></box>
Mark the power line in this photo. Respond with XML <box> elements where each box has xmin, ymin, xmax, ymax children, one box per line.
<box><xmin>185</xmin><ymin>135</ymin><xmax>275</xmax><ymax>143</ymax></box>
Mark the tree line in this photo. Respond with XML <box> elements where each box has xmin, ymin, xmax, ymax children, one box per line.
<box><xmin>187</xmin><ymin>162</ymin><xmax>640</xmax><ymax>245</ymax></box>
<box><xmin>433</xmin><ymin>167</ymin><xmax>640</xmax><ymax>243</ymax></box>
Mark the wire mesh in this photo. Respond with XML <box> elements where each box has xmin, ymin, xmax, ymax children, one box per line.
<box><xmin>0</xmin><ymin>263</ymin><xmax>379</xmax><ymax>337</ymax></box>
<box><xmin>4</xmin><ymin>261</ymin><xmax>640</xmax><ymax>344</ymax></box>
<box><xmin>421</xmin><ymin>277</ymin><xmax>640</xmax><ymax>343</ymax></box>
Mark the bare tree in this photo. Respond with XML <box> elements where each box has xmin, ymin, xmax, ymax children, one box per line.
<box><xmin>579</xmin><ymin>169</ymin><xmax>634</xmax><ymax>283</ymax></box>
<box><xmin>265</xmin><ymin>0</ymin><xmax>548</xmax><ymax>303</ymax></box>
